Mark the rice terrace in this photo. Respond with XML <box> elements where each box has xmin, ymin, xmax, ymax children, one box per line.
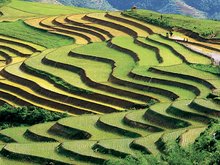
<box><xmin>0</xmin><ymin>0</ymin><xmax>220</xmax><ymax>164</ymax></box>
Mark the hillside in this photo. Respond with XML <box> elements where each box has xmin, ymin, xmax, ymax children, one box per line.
<box><xmin>28</xmin><ymin>0</ymin><xmax>114</xmax><ymax>10</ymax></box>
<box><xmin>123</xmin><ymin>10</ymin><xmax>220</xmax><ymax>39</ymax></box>
<box><xmin>0</xmin><ymin>0</ymin><xmax>220</xmax><ymax>164</ymax></box>
<box><xmin>26</xmin><ymin>0</ymin><xmax>220</xmax><ymax>19</ymax></box>
<box><xmin>107</xmin><ymin>0</ymin><xmax>220</xmax><ymax>19</ymax></box>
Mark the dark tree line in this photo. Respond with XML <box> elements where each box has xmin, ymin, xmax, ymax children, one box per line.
<box><xmin>0</xmin><ymin>104</ymin><xmax>68</xmax><ymax>130</ymax></box>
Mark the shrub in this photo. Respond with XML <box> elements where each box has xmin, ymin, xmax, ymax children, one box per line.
<box><xmin>123</xmin><ymin>11</ymin><xmax>172</xmax><ymax>29</ymax></box>
<box><xmin>105</xmin><ymin>119</ymin><xmax>220</xmax><ymax>165</ymax></box>
<box><xmin>0</xmin><ymin>104</ymin><xmax>69</xmax><ymax>130</ymax></box>
<box><xmin>104</xmin><ymin>153</ymin><xmax>164</xmax><ymax>165</ymax></box>
<box><xmin>190</xmin><ymin>64</ymin><xmax>220</xmax><ymax>75</ymax></box>
<box><xmin>0</xmin><ymin>0</ymin><xmax>10</xmax><ymax>7</ymax></box>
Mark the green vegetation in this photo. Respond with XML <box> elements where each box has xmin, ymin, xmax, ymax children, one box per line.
<box><xmin>25</xmin><ymin>64</ymin><xmax>92</xmax><ymax>94</ymax></box>
<box><xmin>0</xmin><ymin>20</ymin><xmax>74</xmax><ymax>48</ymax></box>
<box><xmin>0</xmin><ymin>126</ymin><xmax>31</xmax><ymax>143</ymax></box>
<box><xmin>149</xmin><ymin>34</ymin><xmax>211</xmax><ymax>64</ymax></box>
<box><xmin>0</xmin><ymin>0</ymin><xmax>10</xmax><ymax>7</ymax></box>
<box><xmin>105</xmin><ymin>153</ymin><xmax>161</xmax><ymax>165</ymax></box>
<box><xmin>123</xmin><ymin>10</ymin><xmax>220</xmax><ymax>38</ymax></box>
<box><xmin>124</xmin><ymin>10</ymin><xmax>171</xmax><ymax>29</ymax></box>
<box><xmin>0</xmin><ymin>104</ymin><xmax>68</xmax><ymax>130</ymax></box>
<box><xmin>57</xmin><ymin>115</ymin><xmax>122</xmax><ymax>140</ymax></box>
<box><xmin>1</xmin><ymin>0</ymin><xmax>99</xmax><ymax>16</ymax></box>
<box><xmin>73</xmin><ymin>40</ymin><xmax>196</xmax><ymax>101</ymax></box>
<box><xmin>153</xmin><ymin>63</ymin><xmax>220</xmax><ymax>89</ymax></box>
<box><xmin>191</xmin><ymin>64</ymin><xmax>220</xmax><ymax>75</ymax></box>
<box><xmin>105</xmin><ymin>119</ymin><xmax>220</xmax><ymax>165</ymax></box>
<box><xmin>0</xmin><ymin>2</ymin><xmax>220</xmax><ymax>164</ymax></box>
<box><xmin>1</xmin><ymin>142</ymin><xmax>87</xmax><ymax>164</ymax></box>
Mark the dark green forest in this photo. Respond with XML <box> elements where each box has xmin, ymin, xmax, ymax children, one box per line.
<box><xmin>0</xmin><ymin>104</ymin><xmax>68</xmax><ymax>130</ymax></box>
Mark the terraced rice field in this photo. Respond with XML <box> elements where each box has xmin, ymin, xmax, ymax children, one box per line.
<box><xmin>0</xmin><ymin>3</ymin><xmax>220</xmax><ymax>164</ymax></box>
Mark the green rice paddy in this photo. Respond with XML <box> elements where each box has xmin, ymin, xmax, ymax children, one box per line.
<box><xmin>0</xmin><ymin>1</ymin><xmax>219</xmax><ymax>164</ymax></box>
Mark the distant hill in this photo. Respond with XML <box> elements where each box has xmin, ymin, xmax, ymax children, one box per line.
<box><xmin>107</xmin><ymin>0</ymin><xmax>220</xmax><ymax>19</ymax></box>
<box><xmin>26</xmin><ymin>0</ymin><xmax>220</xmax><ymax>20</ymax></box>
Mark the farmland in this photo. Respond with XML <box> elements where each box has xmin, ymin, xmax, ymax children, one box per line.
<box><xmin>0</xmin><ymin>0</ymin><xmax>220</xmax><ymax>164</ymax></box>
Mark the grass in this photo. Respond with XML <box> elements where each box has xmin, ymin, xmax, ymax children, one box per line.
<box><xmin>123</xmin><ymin>10</ymin><xmax>220</xmax><ymax>39</ymax></box>
<box><xmin>61</xmin><ymin>140</ymin><xmax>114</xmax><ymax>163</ymax></box>
<box><xmin>98</xmin><ymin>112</ymin><xmax>150</xmax><ymax>137</ymax></box>
<box><xmin>0</xmin><ymin>0</ymin><xmax>10</xmax><ymax>7</ymax></box>
<box><xmin>159</xmin><ymin>129</ymin><xmax>187</xmax><ymax>148</ymax></box>
<box><xmin>2</xmin><ymin>63</ymin><xmax>96</xmax><ymax>113</ymax></box>
<box><xmin>193</xmin><ymin>99</ymin><xmax>220</xmax><ymax>112</ymax></box>
<box><xmin>25</xmin><ymin>17</ymin><xmax>90</xmax><ymax>45</ymax></box>
<box><xmin>1</xmin><ymin>35</ymin><xmax>206</xmax><ymax>104</ymax></box>
<box><xmin>0</xmin><ymin>41</ymin><xmax>34</xmax><ymax>55</ymax></box>
<box><xmin>169</xmin><ymin>100</ymin><xmax>213</xmax><ymax>124</ymax></box>
<box><xmin>153</xmin><ymin>63</ymin><xmax>220</xmax><ymax>89</ymax></box>
<box><xmin>0</xmin><ymin>20</ymin><xmax>74</xmax><ymax>48</ymax></box>
<box><xmin>0</xmin><ymin>6</ymin><xmax>36</xmax><ymax>21</ymax></box>
<box><xmin>178</xmin><ymin>127</ymin><xmax>206</xmax><ymax>147</ymax></box>
<box><xmin>0</xmin><ymin>86</ymin><xmax>57</xmax><ymax>111</ymax></box>
<box><xmin>51</xmin><ymin>50</ymin><xmax>113</xmax><ymax>83</ymax></box>
<box><xmin>25</xmin><ymin>122</ymin><xmax>69</xmax><ymax>142</ymax></box>
<box><xmin>86</xmin><ymin>13</ymin><xmax>149</xmax><ymax>37</ymax></box>
<box><xmin>124</xmin><ymin>110</ymin><xmax>164</xmax><ymax>131</ymax></box>
<box><xmin>0</xmin><ymin>77</ymin><xmax>75</xmax><ymax>113</ymax></box>
<box><xmin>57</xmin><ymin>115</ymin><xmax>122</xmax><ymax>140</ymax></box>
<box><xmin>149</xmin><ymin>34</ymin><xmax>211</xmax><ymax>64</ymax></box>
<box><xmin>73</xmin><ymin>41</ymin><xmax>136</xmax><ymax>77</ymax></box>
<box><xmin>4</xmin><ymin>50</ymin><xmax>87</xmax><ymax>97</ymax></box>
<box><xmin>190</xmin><ymin>64</ymin><xmax>220</xmax><ymax>75</ymax></box>
<box><xmin>133</xmin><ymin>66</ymin><xmax>211</xmax><ymax>99</ymax></box>
<box><xmin>146</xmin><ymin>103</ymin><xmax>193</xmax><ymax>128</ymax></box>
<box><xmin>55</xmin><ymin>15</ymin><xmax>110</xmax><ymax>41</ymax></box>
<box><xmin>96</xmin><ymin>138</ymin><xmax>135</xmax><ymax>156</ymax></box>
<box><xmin>67</xmin><ymin>14</ymin><xmax>127</xmax><ymax>37</ymax></box>
<box><xmin>25</xmin><ymin>46</ymin><xmax>144</xmax><ymax>107</ymax></box>
<box><xmin>137</xmin><ymin>37</ymin><xmax>182</xmax><ymax>66</ymax></box>
<box><xmin>41</xmin><ymin>16</ymin><xmax>103</xmax><ymax>43</ymax></box>
<box><xmin>0</xmin><ymin>3</ymin><xmax>220</xmax><ymax>164</ymax></box>
<box><xmin>0</xmin><ymin>126</ymin><xmax>31</xmax><ymax>143</ymax></box>
<box><xmin>73</xmin><ymin>40</ymin><xmax>195</xmax><ymax>101</ymax></box>
<box><xmin>2</xmin><ymin>142</ymin><xmax>89</xmax><ymax>165</ymax></box>
<box><xmin>132</xmin><ymin>133</ymin><xmax>163</xmax><ymax>155</ymax></box>
<box><xmin>39</xmin><ymin>16</ymin><xmax>96</xmax><ymax>43</ymax></box>
<box><xmin>111</xmin><ymin>36</ymin><xmax>159</xmax><ymax>66</ymax></box>
<box><xmin>25</xmin><ymin>62</ymin><xmax>93</xmax><ymax>95</ymax></box>
<box><xmin>0</xmin><ymin>34</ymin><xmax>45</xmax><ymax>51</ymax></box>
<box><xmin>17</xmin><ymin>53</ymin><xmax>123</xmax><ymax>112</ymax></box>
<box><xmin>110</xmin><ymin>12</ymin><xmax>167</xmax><ymax>34</ymax></box>
<box><xmin>0</xmin><ymin>157</ymin><xmax>32</xmax><ymax>165</ymax></box>
<box><xmin>23</xmin><ymin>48</ymin><xmax>95</xmax><ymax>95</ymax></box>
<box><xmin>44</xmin><ymin>44</ymin><xmax>151</xmax><ymax>104</ymax></box>
<box><xmin>1</xmin><ymin>0</ymin><xmax>99</xmax><ymax>18</ymax></box>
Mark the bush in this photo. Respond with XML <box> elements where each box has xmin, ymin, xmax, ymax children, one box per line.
<box><xmin>105</xmin><ymin>119</ymin><xmax>220</xmax><ymax>165</ymax></box>
<box><xmin>0</xmin><ymin>0</ymin><xmax>10</xmax><ymax>7</ymax></box>
<box><xmin>104</xmin><ymin>153</ymin><xmax>164</xmax><ymax>165</ymax></box>
<box><xmin>190</xmin><ymin>64</ymin><xmax>220</xmax><ymax>75</ymax></box>
<box><xmin>0</xmin><ymin>104</ymin><xmax>69</xmax><ymax>130</ymax></box>
<box><xmin>123</xmin><ymin>11</ymin><xmax>172</xmax><ymax>29</ymax></box>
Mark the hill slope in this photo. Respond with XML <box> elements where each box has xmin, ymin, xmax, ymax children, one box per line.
<box><xmin>28</xmin><ymin>0</ymin><xmax>114</xmax><ymax>10</ymax></box>
<box><xmin>0</xmin><ymin>1</ymin><xmax>220</xmax><ymax>165</ymax></box>
<box><xmin>26</xmin><ymin>0</ymin><xmax>220</xmax><ymax>19</ymax></box>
